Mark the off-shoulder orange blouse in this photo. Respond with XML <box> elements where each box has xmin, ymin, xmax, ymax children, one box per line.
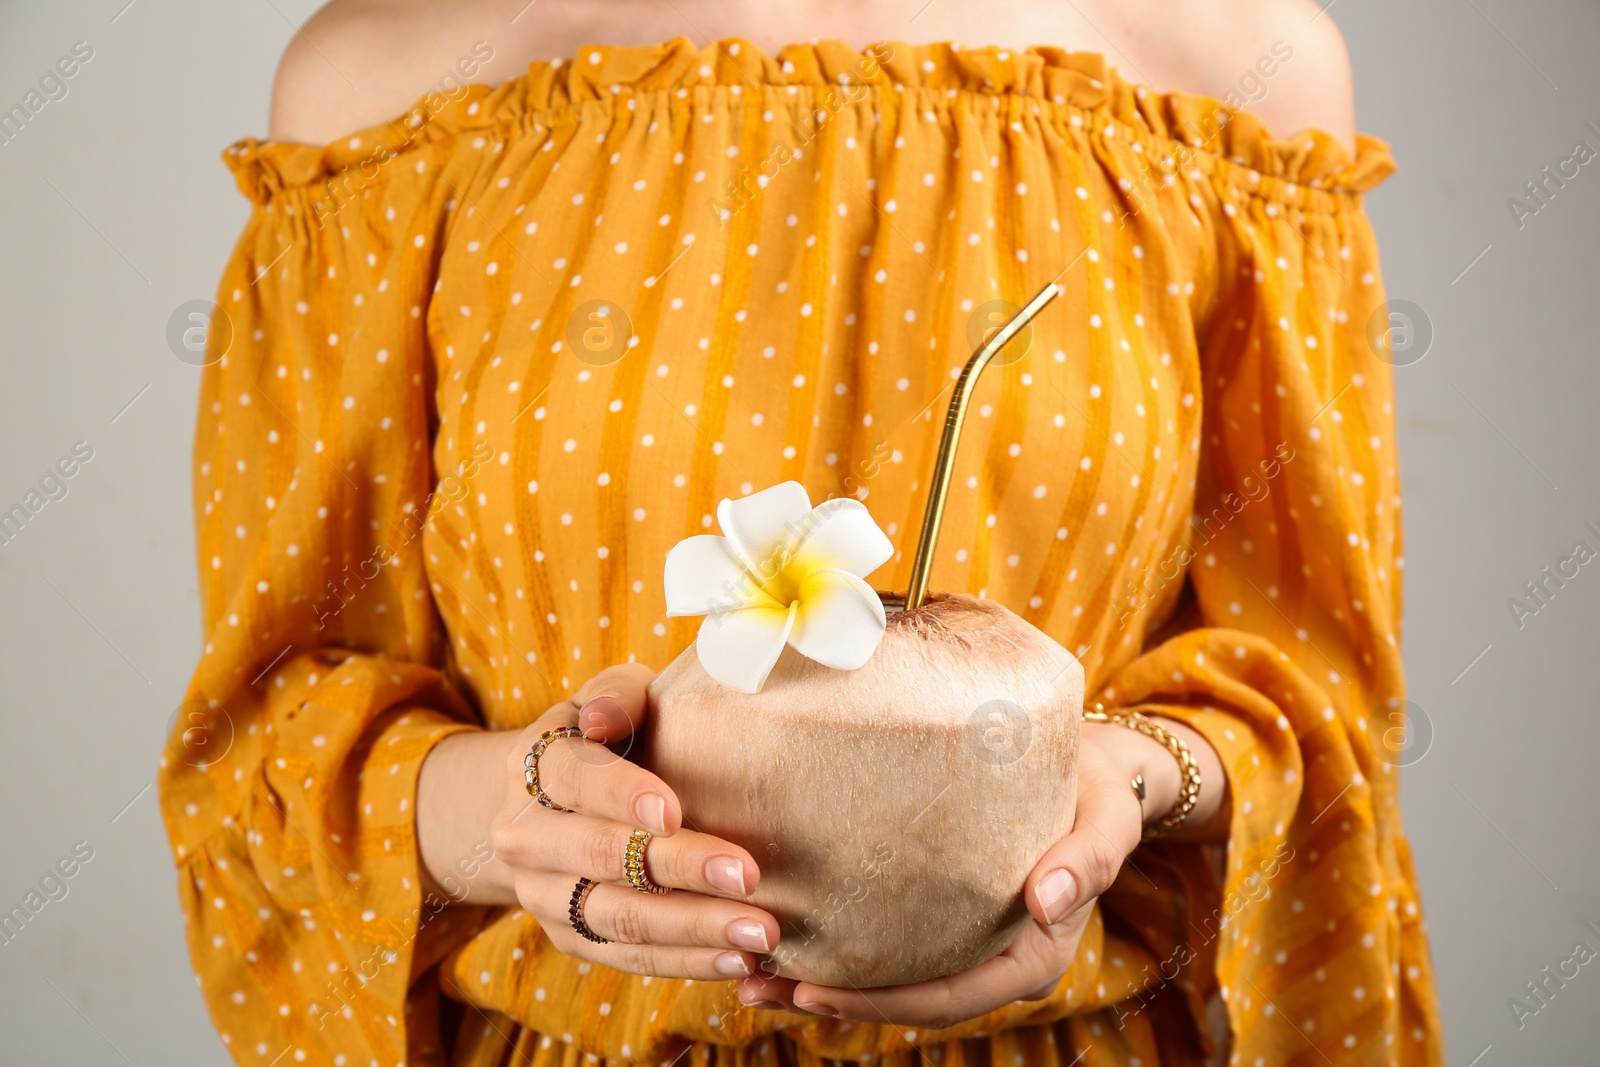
<box><xmin>160</xmin><ymin>37</ymin><xmax>1443</xmax><ymax>1067</ymax></box>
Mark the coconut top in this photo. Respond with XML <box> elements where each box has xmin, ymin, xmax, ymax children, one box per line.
<box><xmin>654</xmin><ymin>590</ymin><xmax>1084</xmax><ymax>731</ymax></box>
<box><xmin>884</xmin><ymin>590</ymin><xmax>1012</xmax><ymax>639</ymax></box>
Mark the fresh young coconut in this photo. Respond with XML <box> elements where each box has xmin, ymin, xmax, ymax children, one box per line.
<box><xmin>645</xmin><ymin>474</ymin><xmax>1082</xmax><ymax>987</ymax></box>
<box><xmin>646</xmin><ymin>590</ymin><xmax>1081</xmax><ymax>987</ymax></box>
<box><xmin>647</xmin><ymin>284</ymin><xmax>1077</xmax><ymax>988</ymax></box>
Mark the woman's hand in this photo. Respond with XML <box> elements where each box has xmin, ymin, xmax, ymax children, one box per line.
<box><xmin>733</xmin><ymin>714</ymin><xmax>1225</xmax><ymax>1026</ymax></box>
<box><xmin>417</xmin><ymin>664</ymin><xmax>781</xmax><ymax>981</ymax></box>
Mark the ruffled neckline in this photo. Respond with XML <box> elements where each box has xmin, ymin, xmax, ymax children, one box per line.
<box><xmin>223</xmin><ymin>37</ymin><xmax>1394</xmax><ymax>204</ymax></box>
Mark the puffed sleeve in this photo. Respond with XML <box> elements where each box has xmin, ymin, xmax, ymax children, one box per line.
<box><xmin>1095</xmin><ymin>140</ymin><xmax>1444</xmax><ymax>1064</ymax></box>
<box><xmin>159</xmin><ymin>136</ymin><xmax>491</xmax><ymax>1065</ymax></box>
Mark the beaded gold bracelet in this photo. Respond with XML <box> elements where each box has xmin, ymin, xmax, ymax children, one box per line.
<box><xmin>1083</xmin><ymin>703</ymin><xmax>1202</xmax><ymax>839</ymax></box>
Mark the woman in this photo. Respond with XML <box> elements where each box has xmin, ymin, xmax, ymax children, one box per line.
<box><xmin>161</xmin><ymin>0</ymin><xmax>1443</xmax><ymax>1063</ymax></box>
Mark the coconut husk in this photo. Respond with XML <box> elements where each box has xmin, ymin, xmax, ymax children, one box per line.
<box><xmin>645</xmin><ymin>592</ymin><xmax>1081</xmax><ymax>987</ymax></box>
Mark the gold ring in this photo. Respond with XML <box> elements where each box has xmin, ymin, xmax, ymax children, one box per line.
<box><xmin>568</xmin><ymin>878</ymin><xmax>608</xmax><ymax>944</ymax></box>
<box><xmin>524</xmin><ymin>726</ymin><xmax>583</xmax><ymax>811</ymax></box>
<box><xmin>624</xmin><ymin>828</ymin><xmax>668</xmax><ymax>894</ymax></box>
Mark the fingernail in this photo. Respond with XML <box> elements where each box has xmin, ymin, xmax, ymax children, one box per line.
<box><xmin>706</xmin><ymin>856</ymin><xmax>747</xmax><ymax>895</ymax></box>
<box><xmin>1038</xmin><ymin>868</ymin><xmax>1077</xmax><ymax>924</ymax></box>
<box><xmin>736</xmin><ymin>988</ymin><xmax>781</xmax><ymax>1009</ymax></box>
<box><xmin>633</xmin><ymin>792</ymin><xmax>667</xmax><ymax>834</ymax></box>
<box><xmin>713</xmin><ymin>952</ymin><xmax>751</xmax><ymax>977</ymax></box>
<box><xmin>794</xmin><ymin>998</ymin><xmax>837</xmax><ymax>1017</ymax></box>
<box><xmin>578</xmin><ymin>695</ymin><xmax>618</xmax><ymax>737</ymax></box>
<box><xmin>729</xmin><ymin>920</ymin><xmax>770</xmax><ymax>952</ymax></box>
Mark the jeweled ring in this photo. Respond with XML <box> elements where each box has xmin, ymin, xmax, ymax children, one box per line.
<box><xmin>568</xmin><ymin>878</ymin><xmax>608</xmax><ymax>944</ymax></box>
<box><xmin>525</xmin><ymin>726</ymin><xmax>583</xmax><ymax>811</ymax></box>
<box><xmin>624</xmin><ymin>828</ymin><xmax>668</xmax><ymax>895</ymax></box>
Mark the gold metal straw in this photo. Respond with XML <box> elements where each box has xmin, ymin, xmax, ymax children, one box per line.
<box><xmin>903</xmin><ymin>281</ymin><xmax>1063</xmax><ymax>610</ymax></box>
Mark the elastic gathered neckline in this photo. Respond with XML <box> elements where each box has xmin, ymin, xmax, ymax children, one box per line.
<box><xmin>222</xmin><ymin>37</ymin><xmax>1394</xmax><ymax>206</ymax></box>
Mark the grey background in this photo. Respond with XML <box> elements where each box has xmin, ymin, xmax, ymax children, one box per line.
<box><xmin>1</xmin><ymin>0</ymin><xmax>1596</xmax><ymax>1062</ymax></box>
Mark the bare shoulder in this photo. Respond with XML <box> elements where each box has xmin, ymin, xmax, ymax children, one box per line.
<box><xmin>266</xmin><ymin>0</ymin><xmax>509</xmax><ymax>145</ymax></box>
<box><xmin>263</xmin><ymin>0</ymin><xmax>1361</xmax><ymax>152</ymax></box>
<box><xmin>1194</xmin><ymin>0</ymin><xmax>1358</xmax><ymax>152</ymax></box>
<box><xmin>1096</xmin><ymin>0</ymin><xmax>1353</xmax><ymax>152</ymax></box>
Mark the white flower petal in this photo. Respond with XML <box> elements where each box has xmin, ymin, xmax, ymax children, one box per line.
<box><xmin>695</xmin><ymin>603</ymin><xmax>797</xmax><ymax>694</ymax></box>
<box><xmin>791</xmin><ymin>498</ymin><xmax>894</xmax><ymax>579</ymax></box>
<box><xmin>663</xmin><ymin>536</ymin><xmax>778</xmax><ymax>617</ymax></box>
<box><xmin>787</xmin><ymin>568</ymin><xmax>887</xmax><ymax>671</ymax></box>
<box><xmin>716</xmin><ymin>481</ymin><xmax>812</xmax><ymax>578</ymax></box>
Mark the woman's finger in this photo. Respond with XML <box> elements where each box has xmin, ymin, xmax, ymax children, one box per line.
<box><xmin>545</xmin><ymin>922</ymin><xmax>766</xmax><ymax>981</ymax></box>
<box><xmin>789</xmin><ymin>951</ymin><xmax>1003</xmax><ymax>1024</ymax></box>
<box><xmin>567</xmin><ymin>663</ymin><xmax>656</xmax><ymax>743</ymax></box>
<box><xmin>735</xmin><ymin>973</ymin><xmax>811</xmax><ymax>1014</ymax></box>
<box><xmin>594</xmin><ymin>942</ymin><xmax>766</xmax><ymax>982</ymax></box>
<box><xmin>525</xmin><ymin>813</ymin><xmax>759</xmax><ymax>899</ymax></box>
<box><xmin>505</xmin><ymin>717</ymin><xmax>683</xmax><ymax>835</ymax></box>
<box><xmin>1023</xmin><ymin>744</ymin><xmax>1144</xmax><ymax>926</ymax></box>
<box><xmin>782</xmin><ymin>921</ymin><xmax>1076</xmax><ymax>1025</ymax></box>
<box><xmin>570</xmin><ymin>880</ymin><xmax>777</xmax><ymax>954</ymax></box>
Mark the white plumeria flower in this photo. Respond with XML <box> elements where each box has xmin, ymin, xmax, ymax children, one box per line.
<box><xmin>663</xmin><ymin>481</ymin><xmax>894</xmax><ymax>693</ymax></box>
